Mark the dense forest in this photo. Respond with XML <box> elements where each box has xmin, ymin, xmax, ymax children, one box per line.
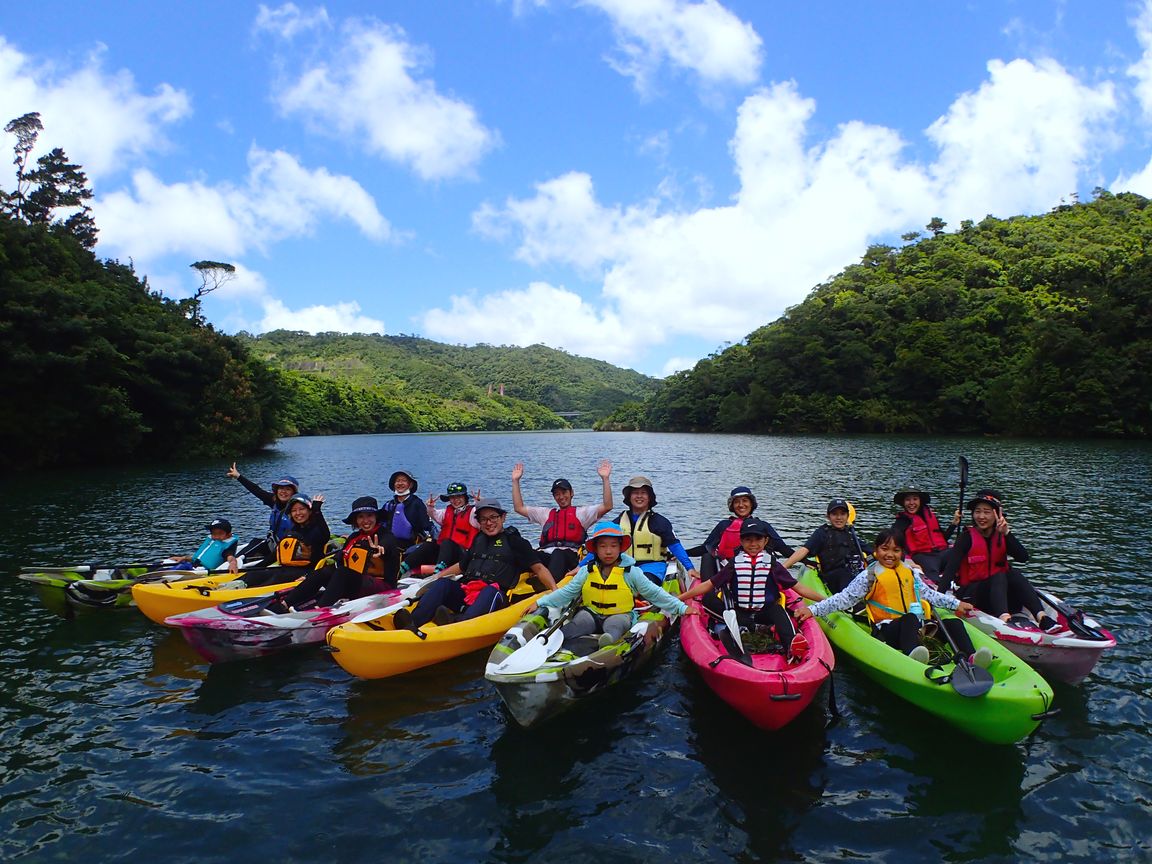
<box><xmin>600</xmin><ymin>191</ymin><xmax>1152</xmax><ymax>438</ymax></box>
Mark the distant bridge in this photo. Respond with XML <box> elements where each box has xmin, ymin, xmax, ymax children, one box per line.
<box><xmin>555</xmin><ymin>411</ymin><xmax>583</xmax><ymax>419</ymax></box>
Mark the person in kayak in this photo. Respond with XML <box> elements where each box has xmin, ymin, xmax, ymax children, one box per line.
<box><xmin>229</xmin><ymin>493</ymin><xmax>332</xmax><ymax>588</ymax></box>
<box><xmin>379</xmin><ymin>470</ymin><xmax>432</xmax><ymax>558</ymax></box>
<box><xmin>399</xmin><ymin>482</ymin><xmax>480</xmax><ymax>577</ymax></box>
<box><xmin>168</xmin><ymin>518</ymin><xmax>240</xmax><ymax>573</ymax></box>
<box><xmin>794</xmin><ymin>529</ymin><xmax>990</xmax><ymax>667</ymax></box>
<box><xmin>890</xmin><ymin>487</ymin><xmax>960</xmax><ymax>581</ymax></box>
<box><xmin>681</xmin><ymin>518</ymin><xmax>818</xmax><ymax>663</ymax></box>
<box><xmin>511</xmin><ymin>460</ymin><xmax>614</xmax><ymax>585</ymax></box>
<box><xmin>611</xmin><ymin>475</ymin><xmax>700</xmax><ymax>586</ymax></box>
<box><xmin>393</xmin><ymin>498</ymin><xmax>555</xmax><ymax>629</ymax></box>
<box><xmin>531</xmin><ymin>521</ymin><xmax>695</xmax><ymax>649</ymax></box>
<box><xmin>226</xmin><ymin>463</ymin><xmax>300</xmax><ymax>548</ymax></box>
<box><xmin>273</xmin><ymin>496</ymin><xmax>393</xmax><ymax>611</ymax></box>
<box><xmin>698</xmin><ymin>486</ymin><xmax>793</xmax><ymax>581</ymax></box>
<box><xmin>779</xmin><ymin>499</ymin><xmax>872</xmax><ymax>593</ymax></box>
<box><xmin>936</xmin><ymin>490</ymin><xmax>1062</xmax><ymax>632</ymax></box>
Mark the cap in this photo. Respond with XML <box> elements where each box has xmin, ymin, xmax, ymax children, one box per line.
<box><xmin>271</xmin><ymin>475</ymin><xmax>299</xmax><ymax>491</ymax></box>
<box><xmin>550</xmin><ymin>478</ymin><xmax>573</xmax><ymax>493</ymax></box>
<box><xmin>966</xmin><ymin>489</ymin><xmax>1003</xmax><ymax>511</ymax></box>
<box><xmin>727</xmin><ymin>485</ymin><xmax>758</xmax><ymax>513</ymax></box>
<box><xmin>206</xmin><ymin>518</ymin><xmax>232</xmax><ymax>532</ymax></box>
<box><xmin>739</xmin><ymin>518</ymin><xmax>771</xmax><ymax>537</ymax></box>
<box><xmin>287</xmin><ymin>493</ymin><xmax>313</xmax><ymax>509</ymax></box>
<box><xmin>827</xmin><ymin>498</ymin><xmax>850</xmax><ymax>514</ymax></box>
<box><xmin>474</xmin><ymin>498</ymin><xmax>507</xmax><ymax>517</ymax></box>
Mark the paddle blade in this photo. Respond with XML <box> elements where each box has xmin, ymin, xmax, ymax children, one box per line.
<box><xmin>951</xmin><ymin>661</ymin><xmax>994</xmax><ymax>698</ymax></box>
<box><xmin>491</xmin><ymin>630</ymin><xmax>562</xmax><ymax>675</ymax></box>
<box><xmin>959</xmin><ymin>455</ymin><xmax>969</xmax><ymax>488</ymax></box>
<box><xmin>347</xmin><ymin>599</ymin><xmax>408</xmax><ymax>625</ymax></box>
<box><xmin>722</xmin><ymin>609</ymin><xmax>745</xmax><ymax>653</ymax></box>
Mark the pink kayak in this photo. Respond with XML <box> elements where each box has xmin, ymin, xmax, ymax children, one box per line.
<box><xmin>679</xmin><ymin>590</ymin><xmax>835</xmax><ymax>730</ymax></box>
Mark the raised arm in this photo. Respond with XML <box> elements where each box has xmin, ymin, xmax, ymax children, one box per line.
<box><xmin>594</xmin><ymin>459</ymin><xmax>613</xmax><ymax>518</ymax></box>
<box><xmin>510</xmin><ymin>462</ymin><xmax>529</xmax><ymax>517</ymax></box>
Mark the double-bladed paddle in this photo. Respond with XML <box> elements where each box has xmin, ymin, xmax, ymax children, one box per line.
<box><xmin>488</xmin><ymin>604</ymin><xmax>578</xmax><ymax>675</ymax></box>
<box><xmin>1034</xmin><ymin>587</ymin><xmax>1110</xmax><ymax>641</ymax></box>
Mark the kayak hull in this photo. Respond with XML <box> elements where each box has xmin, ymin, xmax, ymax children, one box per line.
<box><xmin>165</xmin><ymin>590</ymin><xmax>403</xmax><ymax>663</ymax></box>
<box><xmin>484</xmin><ymin>564</ymin><xmax>685</xmax><ymax>728</ymax></box>
<box><xmin>131</xmin><ymin>572</ymin><xmax>299</xmax><ymax>625</ymax></box>
<box><xmin>679</xmin><ymin>589</ymin><xmax>835</xmax><ymax>731</ymax></box>
<box><xmin>799</xmin><ymin>568</ymin><xmax>1056</xmax><ymax>745</ymax></box>
<box><xmin>327</xmin><ymin>574</ymin><xmax>561</xmax><ymax>680</ymax></box>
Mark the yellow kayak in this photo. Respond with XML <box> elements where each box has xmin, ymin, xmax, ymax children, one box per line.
<box><xmin>131</xmin><ymin>571</ymin><xmax>300</xmax><ymax>626</ymax></box>
<box><xmin>327</xmin><ymin>574</ymin><xmax>564</xmax><ymax>680</ymax></box>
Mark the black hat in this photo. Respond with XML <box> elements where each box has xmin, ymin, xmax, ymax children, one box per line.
<box><xmin>206</xmin><ymin>518</ymin><xmax>232</xmax><ymax>532</ymax></box>
<box><xmin>440</xmin><ymin>482</ymin><xmax>469</xmax><ymax>502</ymax></box>
<box><xmin>827</xmin><ymin>498</ymin><xmax>850</xmax><ymax>514</ymax></box>
<box><xmin>388</xmin><ymin>470</ymin><xmax>418</xmax><ymax>493</ymax></box>
<box><xmin>739</xmin><ymin>517</ymin><xmax>771</xmax><ymax>537</ymax></box>
<box><xmin>343</xmin><ymin>495</ymin><xmax>380</xmax><ymax>525</ymax></box>
<box><xmin>893</xmin><ymin>487</ymin><xmax>929</xmax><ymax>507</ymax></box>
<box><xmin>727</xmin><ymin>485</ymin><xmax>758</xmax><ymax>513</ymax></box>
<box><xmin>551</xmin><ymin>478</ymin><xmax>573</xmax><ymax>493</ymax></box>
<box><xmin>967</xmin><ymin>489</ymin><xmax>1003</xmax><ymax>511</ymax></box>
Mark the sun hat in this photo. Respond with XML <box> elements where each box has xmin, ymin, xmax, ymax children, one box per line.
<box><xmin>622</xmin><ymin>476</ymin><xmax>657</xmax><ymax>508</ymax></box>
<box><xmin>343</xmin><ymin>496</ymin><xmax>380</xmax><ymax>525</ymax></box>
<box><xmin>585</xmin><ymin>521</ymin><xmax>632</xmax><ymax>552</ymax></box>
<box><xmin>967</xmin><ymin>489</ymin><xmax>1003</xmax><ymax>511</ymax></box>
<box><xmin>727</xmin><ymin>485</ymin><xmax>758</xmax><ymax>513</ymax></box>
<box><xmin>474</xmin><ymin>498</ymin><xmax>508</xmax><ymax>517</ymax></box>
<box><xmin>388</xmin><ymin>470</ymin><xmax>418</xmax><ymax>493</ymax></box>
<box><xmin>893</xmin><ymin>487</ymin><xmax>930</xmax><ymax>507</ymax></box>
<box><xmin>271</xmin><ymin>475</ymin><xmax>298</xmax><ymax>491</ymax></box>
<box><xmin>440</xmin><ymin>482</ymin><xmax>469</xmax><ymax>502</ymax></box>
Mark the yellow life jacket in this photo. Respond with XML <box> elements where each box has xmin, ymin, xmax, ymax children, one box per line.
<box><xmin>865</xmin><ymin>562</ymin><xmax>931</xmax><ymax>624</ymax></box>
<box><xmin>277</xmin><ymin>536</ymin><xmax>314</xmax><ymax>567</ymax></box>
<box><xmin>581</xmin><ymin>563</ymin><xmax>636</xmax><ymax>615</ymax></box>
<box><xmin>617</xmin><ymin>511</ymin><xmax>663</xmax><ymax>563</ymax></box>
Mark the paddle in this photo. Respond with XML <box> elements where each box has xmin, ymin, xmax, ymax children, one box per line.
<box><xmin>957</xmin><ymin>455</ymin><xmax>969</xmax><ymax>528</ymax></box>
<box><xmin>489</xmin><ymin>604</ymin><xmax>579</xmax><ymax>675</ymax></box>
<box><xmin>930</xmin><ymin>608</ymin><xmax>993</xmax><ymax>697</ymax></box>
<box><xmin>1034</xmin><ymin>587</ymin><xmax>1110</xmax><ymax>641</ymax></box>
<box><xmin>218</xmin><ymin>594</ymin><xmax>285</xmax><ymax>617</ymax></box>
<box><xmin>345</xmin><ymin>573</ymin><xmax>447</xmax><ymax>625</ymax></box>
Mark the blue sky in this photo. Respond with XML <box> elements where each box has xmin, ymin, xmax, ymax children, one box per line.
<box><xmin>3</xmin><ymin>1</ymin><xmax>1152</xmax><ymax>376</ymax></box>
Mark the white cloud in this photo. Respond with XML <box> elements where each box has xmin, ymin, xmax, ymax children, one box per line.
<box><xmin>96</xmin><ymin>145</ymin><xmax>390</xmax><ymax>260</ymax></box>
<box><xmin>660</xmin><ymin>356</ymin><xmax>697</xmax><ymax>376</ymax></box>
<box><xmin>420</xmin><ymin>281</ymin><xmax>633</xmax><ymax>364</ymax></box>
<box><xmin>253</xmin><ymin>3</ymin><xmax>331</xmax><ymax>39</ymax></box>
<box><xmin>0</xmin><ymin>38</ymin><xmax>190</xmax><ymax>181</ymax></box>
<box><xmin>270</xmin><ymin>19</ymin><xmax>498</xmax><ymax>180</ymax></box>
<box><xmin>465</xmin><ymin>60</ymin><xmax>1118</xmax><ymax>354</ymax></box>
<box><xmin>258</xmin><ymin>298</ymin><xmax>385</xmax><ymax>334</ymax></box>
<box><xmin>582</xmin><ymin>0</ymin><xmax>762</xmax><ymax>93</ymax></box>
<box><xmin>1128</xmin><ymin>0</ymin><xmax>1152</xmax><ymax>118</ymax></box>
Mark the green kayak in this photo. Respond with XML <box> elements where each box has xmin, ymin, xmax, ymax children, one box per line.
<box><xmin>798</xmin><ymin>567</ymin><xmax>1057</xmax><ymax>744</ymax></box>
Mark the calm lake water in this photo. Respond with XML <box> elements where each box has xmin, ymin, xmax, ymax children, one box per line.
<box><xmin>1</xmin><ymin>431</ymin><xmax>1149</xmax><ymax>863</ymax></box>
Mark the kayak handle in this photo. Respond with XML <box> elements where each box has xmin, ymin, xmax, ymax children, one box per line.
<box><xmin>1031</xmin><ymin>708</ymin><xmax>1061</xmax><ymax>721</ymax></box>
<box><xmin>769</xmin><ymin>693</ymin><xmax>802</xmax><ymax>702</ymax></box>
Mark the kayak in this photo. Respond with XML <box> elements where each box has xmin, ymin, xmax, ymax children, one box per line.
<box><xmin>19</xmin><ymin>538</ymin><xmax>272</xmax><ymax>613</ymax></box>
<box><xmin>327</xmin><ymin>573</ymin><xmax>564</xmax><ymax>680</ymax></box>
<box><xmin>131</xmin><ymin>570</ymin><xmax>301</xmax><ymax>625</ymax></box>
<box><xmin>166</xmin><ymin>588</ymin><xmax>404</xmax><ymax>663</ymax></box>
<box><xmin>798</xmin><ymin>567</ymin><xmax>1057</xmax><ymax>745</ymax></box>
<box><xmin>679</xmin><ymin>588</ymin><xmax>835</xmax><ymax>731</ymax></box>
<box><xmin>484</xmin><ymin>562</ymin><xmax>685</xmax><ymax>728</ymax></box>
<box><xmin>964</xmin><ymin>590</ymin><xmax>1116</xmax><ymax>685</ymax></box>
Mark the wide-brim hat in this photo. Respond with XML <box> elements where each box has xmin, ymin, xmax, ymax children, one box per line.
<box><xmin>967</xmin><ymin>490</ymin><xmax>1003</xmax><ymax>511</ymax></box>
<box><xmin>727</xmin><ymin>485</ymin><xmax>758</xmax><ymax>513</ymax></box>
<box><xmin>622</xmin><ymin>475</ymin><xmax>657</xmax><ymax>508</ymax></box>
<box><xmin>474</xmin><ymin>497</ymin><xmax>507</xmax><ymax>517</ymax></box>
<box><xmin>388</xmin><ymin>470</ymin><xmax>418</xmax><ymax>493</ymax></box>
<box><xmin>893</xmin><ymin>487</ymin><xmax>929</xmax><ymax>507</ymax></box>
<box><xmin>271</xmin><ymin>475</ymin><xmax>299</xmax><ymax>491</ymax></box>
<box><xmin>585</xmin><ymin>520</ymin><xmax>632</xmax><ymax>552</ymax></box>
<box><xmin>343</xmin><ymin>495</ymin><xmax>380</xmax><ymax>525</ymax></box>
<box><xmin>440</xmin><ymin>482</ymin><xmax>469</xmax><ymax>502</ymax></box>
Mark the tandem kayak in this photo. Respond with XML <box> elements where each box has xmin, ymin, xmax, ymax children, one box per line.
<box><xmin>165</xmin><ymin>588</ymin><xmax>404</xmax><ymax>663</ymax></box>
<box><xmin>484</xmin><ymin>562</ymin><xmax>685</xmax><ymax>728</ymax></box>
<box><xmin>964</xmin><ymin>589</ymin><xmax>1116</xmax><ymax>685</ymax></box>
<box><xmin>679</xmin><ymin>588</ymin><xmax>835</xmax><ymax>731</ymax></box>
<box><xmin>798</xmin><ymin>567</ymin><xmax>1057</xmax><ymax>745</ymax></box>
<box><xmin>131</xmin><ymin>569</ymin><xmax>300</xmax><ymax>625</ymax></box>
<box><xmin>327</xmin><ymin>573</ymin><xmax>564</xmax><ymax>680</ymax></box>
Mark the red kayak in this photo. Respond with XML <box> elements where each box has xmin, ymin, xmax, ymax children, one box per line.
<box><xmin>680</xmin><ymin>590</ymin><xmax>835</xmax><ymax>731</ymax></box>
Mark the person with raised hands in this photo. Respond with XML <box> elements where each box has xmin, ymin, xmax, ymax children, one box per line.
<box><xmin>226</xmin><ymin>462</ymin><xmax>301</xmax><ymax>547</ymax></box>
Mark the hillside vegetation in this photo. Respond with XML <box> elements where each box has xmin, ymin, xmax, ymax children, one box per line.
<box><xmin>606</xmin><ymin>191</ymin><xmax>1152</xmax><ymax>438</ymax></box>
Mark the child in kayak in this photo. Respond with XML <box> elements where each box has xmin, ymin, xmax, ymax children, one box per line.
<box><xmin>532</xmin><ymin>521</ymin><xmax>695</xmax><ymax>649</ymax></box>
<box><xmin>169</xmin><ymin>518</ymin><xmax>240</xmax><ymax>574</ymax></box>
<box><xmin>890</xmin><ymin>487</ymin><xmax>960</xmax><ymax>581</ymax></box>
<box><xmin>779</xmin><ymin>499</ymin><xmax>872</xmax><ymax>593</ymax></box>
<box><xmin>681</xmin><ymin>518</ymin><xmax>818</xmax><ymax>663</ymax></box>
<box><xmin>229</xmin><ymin>494</ymin><xmax>332</xmax><ymax>588</ymax></box>
<box><xmin>698</xmin><ymin>485</ymin><xmax>793</xmax><ymax>581</ymax></box>
<box><xmin>794</xmin><ymin>529</ymin><xmax>989</xmax><ymax>666</ymax></box>
<box><xmin>226</xmin><ymin>462</ymin><xmax>301</xmax><ymax>547</ymax></box>
<box><xmin>936</xmin><ymin>490</ymin><xmax>1061</xmax><ymax>632</ymax></box>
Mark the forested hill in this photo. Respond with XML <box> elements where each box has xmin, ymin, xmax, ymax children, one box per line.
<box><xmin>242</xmin><ymin>331</ymin><xmax>660</xmax><ymax>429</ymax></box>
<box><xmin>610</xmin><ymin>191</ymin><xmax>1152</xmax><ymax>438</ymax></box>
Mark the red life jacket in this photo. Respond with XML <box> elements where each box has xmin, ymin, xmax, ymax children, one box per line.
<box><xmin>957</xmin><ymin>527</ymin><xmax>1008</xmax><ymax>586</ymax></box>
<box><xmin>716</xmin><ymin>517</ymin><xmax>745</xmax><ymax>560</ymax></box>
<box><xmin>539</xmin><ymin>506</ymin><xmax>585</xmax><ymax>548</ymax></box>
<box><xmin>903</xmin><ymin>507</ymin><xmax>949</xmax><ymax>555</ymax></box>
<box><xmin>441</xmin><ymin>505</ymin><xmax>478</xmax><ymax>548</ymax></box>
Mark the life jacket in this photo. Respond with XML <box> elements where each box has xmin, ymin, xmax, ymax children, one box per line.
<box><xmin>441</xmin><ymin>505</ymin><xmax>478</xmax><ymax>548</ymax></box>
<box><xmin>464</xmin><ymin>529</ymin><xmax>523</xmax><ymax>593</ymax></box>
<box><xmin>581</xmin><ymin>562</ymin><xmax>636</xmax><ymax>615</ymax></box>
<box><xmin>191</xmin><ymin>536</ymin><xmax>237</xmax><ymax>571</ymax></box>
<box><xmin>902</xmin><ymin>507</ymin><xmax>949</xmax><ymax>555</ymax></box>
<box><xmin>268</xmin><ymin>504</ymin><xmax>293</xmax><ymax>542</ymax></box>
<box><xmin>384</xmin><ymin>497</ymin><xmax>416</xmax><ymax>542</ymax></box>
<box><xmin>716</xmin><ymin>517</ymin><xmax>745</xmax><ymax>560</ymax></box>
<box><xmin>729</xmin><ymin>551</ymin><xmax>786</xmax><ymax>610</ymax></box>
<box><xmin>957</xmin><ymin>527</ymin><xmax>1008</xmax><ymax>586</ymax></box>
<box><xmin>817</xmin><ymin>525</ymin><xmax>864</xmax><ymax>574</ymax></box>
<box><xmin>340</xmin><ymin>531</ymin><xmax>385</xmax><ymax>578</ymax></box>
<box><xmin>618</xmin><ymin>511</ymin><xmax>664</xmax><ymax>563</ymax></box>
<box><xmin>540</xmin><ymin>506</ymin><xmax>585</xmax><ymax>549</ymax></box>
<box><xmin>277</xmin><ymin>535</ymin><xmax>314</xmax><ymax>567</ymax></box>
<box><xmin>865</xmin><ymin>561</ymin><xmax>931</xmax><ymax>624</ymax></box>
